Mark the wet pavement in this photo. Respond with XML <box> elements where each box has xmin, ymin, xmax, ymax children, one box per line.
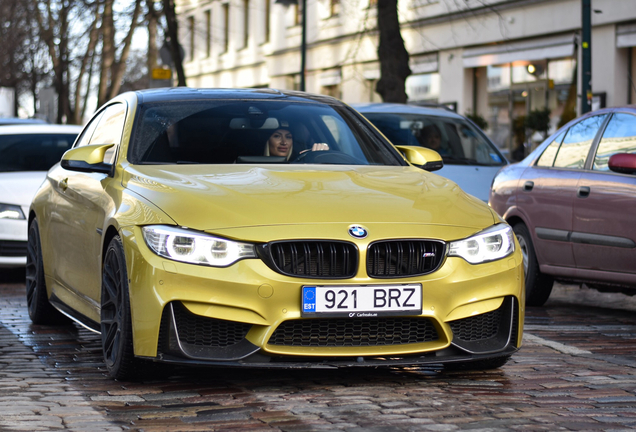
<box><xmin>1</xmin><ymin>268</ymin><xmax>636</xmax><ymax>431</ymax></box>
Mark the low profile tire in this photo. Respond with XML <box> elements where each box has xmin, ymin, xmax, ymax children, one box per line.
<box><xmin>25</xmin><ymin>219</ymin><xmax>69</xmax><ymax>325</ymax></box>
<box><xmin>445</xmin><ymin>355</ymin><xmax>512</xmax><ymax>372</ymax></box>
<box><xmin>513</xmin><ymin>222</ymin><xmax>554</xmax><ymax>307</ymax></box>
<box><xmin>101</xmin><ymin>236</ymin><xmax>140</xmax><ymax>380</ymax></box>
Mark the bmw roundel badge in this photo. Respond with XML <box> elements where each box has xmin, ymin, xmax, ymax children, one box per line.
<box><xmin>348</xmin><ymin>225</ymin><xmax>368</xmax><ymax>239</ymax></box>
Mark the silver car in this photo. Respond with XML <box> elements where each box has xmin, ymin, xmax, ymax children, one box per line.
<box><xmin>353</xmin><ymin>103</ymin><xmax>507</xmax><ymax>202</ymax></box>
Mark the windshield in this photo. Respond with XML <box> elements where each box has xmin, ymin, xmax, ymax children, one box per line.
<box><xmin>363</xmin><ymin>112</ymin><xmax>505</xmax><ymax>166</ymax></box>
<box><xmin>0</xmin><ymin>133</ymin><xmax>78</xmax><ymax>172</ymax></box>
<box><xmin>129</xmin><ymin>101</ymin><xmax>404</xmax><ymax>166</ymax></box>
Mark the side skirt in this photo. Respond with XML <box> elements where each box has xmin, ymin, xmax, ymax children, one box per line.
<box><xmin>49</xmin><ymin>293</ymin><xmax>101</xmax><ymax>333</ymax></box>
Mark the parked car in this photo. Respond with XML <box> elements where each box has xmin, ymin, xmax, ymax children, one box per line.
<box><xmin>490</xmin><ymin>106</ymin><xmax>636</xmax><ymax>306</ymax></box>
<box><xmin>353</xmin><ymin>103</ymin><xmax>507</xmax><ymax>202</ymax></box>
<box><xmin>28</xmin><ymin>88</ymin><xmax>523</xmax><ymax>379</ymax></box>
<box><xmin>0</xmin><ymin>124</ymin><xmax>82</xmax><ymax>268</ymax></box>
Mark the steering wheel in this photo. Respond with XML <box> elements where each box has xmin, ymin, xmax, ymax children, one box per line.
<box><xmin>292</xmin><ymin>150</ymin><xmax>361</xmax><ymax>165</ymax></box>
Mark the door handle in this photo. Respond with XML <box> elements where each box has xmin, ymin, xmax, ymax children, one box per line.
<box><xmin>577</xmin><ymin>186</ymin><xmax>590</xmax><ymax>198</ymax></box>
<box><xmin>523</xmin><ymin>181</ymin><xmax>534</xmax><ymax>191</ymax></box>
<box><xmin>59</xmin><ymin>178</ymin><xmax>68</xmax><ymax>192</ymax></box>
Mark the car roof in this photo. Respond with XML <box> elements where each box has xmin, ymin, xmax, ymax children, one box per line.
<box><xmin>351</xmin><ymin>103</ymin><xmax>466</xmax><ymax>120</ymax></box>
<box><xmin>132</xmin><ymin>87</ymin><xmax>344</xmax><ymax>105</ymax></box>
<box><xmin>0</xmin><ymin>124</ymin><xmax>83</xmax><ymax>135</ymax></box>
<box><xmin>0</xmin><ymin>117</ymin><xmax>47</xmax><ymax>125</ymax></box>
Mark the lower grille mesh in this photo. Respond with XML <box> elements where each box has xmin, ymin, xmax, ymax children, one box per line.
<box><xmin>449</xmin><ymin>306</ymin><xmax>503</xmax><ymax>342</ymax></box>
<box><xmin>172</xmin><ymin>302</ymin><xmax>251</xmax><ymax>347</ymax></box>
<box><xmin>269</xmin><ymin>317</ymin><xmax>438</xmax><ymax>347</ymax></box>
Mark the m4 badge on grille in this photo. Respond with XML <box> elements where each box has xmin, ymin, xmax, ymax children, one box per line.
<box><xmin>423</xmin><ymin>252</ymin><xmax>436</xmax><ymax>258</ymax></box>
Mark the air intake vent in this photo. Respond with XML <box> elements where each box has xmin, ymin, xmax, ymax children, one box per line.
<box><xmin>172</xmin><ymin>302</ymin><xmax>251</xmax><ymax>347</ymax></box>
<box><xmin>367</xmin><ymin>240</ymin><xmax>445</xmax><ymax>278</ymax></box>
<box><xmin>269</xmin><ymin>317</ymin><xmax>438</xmax><ymax>347</ymax></box>
<box><xmin>263</xmin><ymin>241</ymin><xmax>358</xmax><ymax>279</ymax></box>
<box><xmin>0</xmin><ymin>240</ymin><xmax>27</xmax><ymax>257</ymax></box>
<box><xmin>449</xmin><ymin>304</ymin><xmax>503</xmax><ymax>342</ymax></box>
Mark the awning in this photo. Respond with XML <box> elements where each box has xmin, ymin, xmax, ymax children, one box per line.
<box><xmin>462</xmin><ymin>34</ymin><xmax>576</xmax><ymax>68</ymax></box>
<box><xmin>617</xmin><ymin>23</ymin><xmax>636</xmax><ymax>48</ymax></box>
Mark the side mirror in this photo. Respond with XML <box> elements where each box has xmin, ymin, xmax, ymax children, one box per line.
<box><xmin>609</xmin><ymin>153</ymin><xmax>636</xmax><ymax>175</ymax></box>
<box><xmin>395</xmin><ymin>145</ymin><xmax>444</xmax><ymax>172</ymax></box>
<box><xmin>61</xmin><ymin>144</ymin><xmax>115</xmax><ymax>174</ymax></box>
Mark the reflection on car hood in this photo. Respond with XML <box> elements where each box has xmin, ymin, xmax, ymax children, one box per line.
<box><xmin>123</xmin><ymin>165</ymin><xmax>494</xmax><ymax>231</ymax></box>
<box><xmin>0</xmin><ymin>171</ymin><xmax>47</xmax><ymax>207</ymax></box>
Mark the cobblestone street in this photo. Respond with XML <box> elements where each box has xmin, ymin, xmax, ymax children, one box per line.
<box><xmin>1</xmin><ymin>269</ymin><xmax>636</xmax><ymax>431</ymax></box>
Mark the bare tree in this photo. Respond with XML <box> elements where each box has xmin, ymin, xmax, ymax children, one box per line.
<box><xmin>32</xmin><ymin>0</ymin><xmax>101</xmax><ymax>123</ymax></box>
<box><xmin>162</xmin><ymin>0</ymin><xmax>187</xmax><ymax>86</ymax></box>
<box><xmin>0</xmin><ymin>0</ymin><xmax>38</xmax><ymax>116</ymax></box>
<box><xmin>376</xmin><ymin>0</ymin><xmax>411</xmax><ymax>103</ymax></box>
<box><xmin>96</xmin><ymin>0</ymin><xmax>144</xmax><ymax>107</ymax></box>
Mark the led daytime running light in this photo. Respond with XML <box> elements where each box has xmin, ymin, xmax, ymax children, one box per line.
<box><xmin>142</xmin><ymin>225</ymin><xmax>256</xmax><ymax>267</ymax></box>
<box><xmin>448</xmin><ymin>224</ymin><xmax>515</xmax><ymax>264</ymax></box>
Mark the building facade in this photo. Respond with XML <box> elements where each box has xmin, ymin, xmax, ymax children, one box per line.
<box><xmin>176</xmin><ymin>0</ymin><xmax>636</xmax><ymax>149</ymax></box>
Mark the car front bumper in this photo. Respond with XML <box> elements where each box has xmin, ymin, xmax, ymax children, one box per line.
<box><xmin>121</xmin><ymin>225</ymin><xmax>525</xmax><ymax>367</ymax></box>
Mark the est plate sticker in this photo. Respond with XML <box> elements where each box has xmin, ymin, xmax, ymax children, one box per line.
<box><xmin>302</xmin><ymin>284</ymin><xmax>422</xmax><ymax>317</ymax></box>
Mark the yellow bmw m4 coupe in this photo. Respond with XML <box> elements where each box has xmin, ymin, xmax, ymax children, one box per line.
<box><xmin>27</xmin><ymin>88</ymin><xmax>524</xmax><ymax>380</ymax></box>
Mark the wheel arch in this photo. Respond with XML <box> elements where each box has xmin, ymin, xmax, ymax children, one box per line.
<box><xmin>102</xmin><ymin>225</ymin><xmax>121</xmax><ymax>267</ymax></box>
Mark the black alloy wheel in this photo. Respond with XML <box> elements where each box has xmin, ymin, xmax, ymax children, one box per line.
<box><xmin>101</xmin><ymin>236</ymin><xmax>139</xmax><ymax>380</ymax></box>
<box><xmin>25</xmin><ymin>219</ymin><xmax>68</xmax><ymax>325</ymax></box>
<box><xmin>513</xmin><ymin>222</ymin><xmax>554</xmax><ymax>307</ymax></box>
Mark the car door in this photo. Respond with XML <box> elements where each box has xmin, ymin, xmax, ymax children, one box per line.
<box><xmin>48</xmin><ymin>103</ymin><xmax>126</xmax><ymax>315</ymax></box>
<box><xmin>517</xmin><ymin>114</ymin><xmax>608</xmax><ymax>269</ymax></box>
<box><xmin>572</xmin><ymin>112</ymin><xmax>636</xmax><ymax>276</ymax></box>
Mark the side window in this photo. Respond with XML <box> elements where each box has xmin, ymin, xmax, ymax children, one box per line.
<box><xmin>593</xmin><ymin>113</ymin><xmax>636</xmax><ymax>171</ymax></box>
<box><xmin>553</xmin><ymin>114</ymin><xmax>607</xmax><ymax>169</ymax></box>
<box><xmin>73</xmin><ymin>111</ymin><xmax>104</xmax><ymax>148</ymax></box>
<box><xmin>536</xmin><ymin>130</ymin><xmax>566</xmax><ymax>167</ymax></box>
<box><xmin>89</xmin><ymin>103</ymin><xmax>127</xmax><ymax>165</ymax></box>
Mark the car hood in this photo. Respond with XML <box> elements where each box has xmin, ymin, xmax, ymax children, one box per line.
<box><xmin>0</xmin><ymin>171</ymin><xmax>47</xmax><ymax>207</ymax></box>
<box><xmin>122</xmin><ymin>165</ymin><xmax>495</xmax><ymax>232</ymax></box>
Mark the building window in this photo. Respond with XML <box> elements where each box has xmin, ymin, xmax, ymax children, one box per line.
<box><xmin>222</xmin><ymin>3</ymin><xmax>229</xmax><ymax>53</ymax></box>
<box><xmin>188</xmin><ymin>16</ymin><xmax>195</xmax><ymax>61</ymax></box>
<box><xmin>205</xmin><ymin>10</ymin><xmax>212</xmax><ymax>57</ymax></box>
<box><xmin>294</xmin><ymin>2</ymin><xmax>302</xmax><ymax>26</ymax></box>
<box><xmin>330</xmin><ymin>0</ymin><xmax>340</xmax><ymax>16</ymax></box>
<box><xmin>321</xmin><ymin>84</ymin><xmax>341</xmax><ymax>99</ymax></box>
<box><xmin>264</xmin><ymin>0</ymin><xmax>270</xmax><ymax>43</ymax></box>
<box><xmin>243</xmin><ymin>0</ymin><xmax>249</xmax><ymax>48</ymax></box>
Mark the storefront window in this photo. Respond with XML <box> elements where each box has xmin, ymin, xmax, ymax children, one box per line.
<box><xmin>405</xmin><ymin>73</ymin><xmax>440</xmax><ymax>103</ymax></box>
<box><xmin>485</xmin><ymin>58</ymin><xmax>576</xmax><ymax>156</ymax></box>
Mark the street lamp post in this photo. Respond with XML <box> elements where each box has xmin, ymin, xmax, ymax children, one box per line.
<box><xmin>275</xmin><ymin>0</ymin><xmax>306</xmax><ymax>91</ymax></box>
<box><xmin>581</xmin><ymin>0</ymin><xmax>592</xmax><ymax>114</ymax></box>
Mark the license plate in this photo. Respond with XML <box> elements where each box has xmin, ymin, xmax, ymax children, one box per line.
<box><xmin>301</xmin><ymin>284</ymin><xmax>422</xmax><ymax>317</ymax></box>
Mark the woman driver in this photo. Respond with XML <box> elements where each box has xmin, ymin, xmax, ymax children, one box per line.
<box><xmin>265</xmin><ymin>128</ymin><xmax>329</xmax><ymax>160</ymax></box>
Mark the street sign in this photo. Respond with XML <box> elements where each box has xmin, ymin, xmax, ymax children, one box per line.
<box><xmin>152</xmin><ymin>68</ymin><xmax>172</xmax><ymax>80</ymax></box>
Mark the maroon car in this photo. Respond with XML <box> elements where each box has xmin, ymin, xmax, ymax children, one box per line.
<box><xmin>490</xmin><ymin>107</ymin><xmax>636</xmax><ymax>306</ymax></box>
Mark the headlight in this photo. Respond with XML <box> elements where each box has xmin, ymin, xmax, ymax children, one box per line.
<box><xmin>142</xmin><ymin>225</ymin><xmax>256</xmax><ymax>267</ymax></box>
<box><xmin>448</xmin><ymin>224</ymin><xmax>515</xmax><ymax>264</ymax></box>
<box><xmin>0</xmin><ymin>204</ymin><xmax>25</xmax><ymax>220</ymax></box>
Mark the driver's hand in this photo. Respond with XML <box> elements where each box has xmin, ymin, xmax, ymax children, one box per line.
<box><xmin>311</xmin><ymin>143</ymin><xmax>329</xmax><ymax>151</ymax></box>
<box><xmin>299</xmin><ymin>143</ymin><xmax>330</xmax><ymax>154</ymax></box>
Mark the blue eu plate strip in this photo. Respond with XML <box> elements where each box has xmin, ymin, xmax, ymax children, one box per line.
<box><xmin>302</xmin><ymin>286</ymin><xmax>316</xmax><ymax>313</ymax></box>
